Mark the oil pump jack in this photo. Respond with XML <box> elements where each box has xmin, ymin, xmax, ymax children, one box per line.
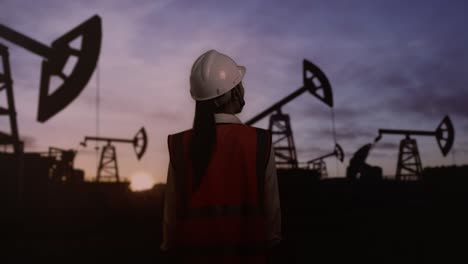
<box><xmin>0</xmin><ymin>15</ymin><xmax>102</xmax><ymax>204</ymax></box>
<box><xmin>306</xmin><ymin>143</ymin><xmax>344</xmax><ymax>178</ymax></box>
<box><xmin>246</xmin><ymin>60</ymin><xmax>333</xmax><ymax>169</ymax></box>
<box><xmin>80</xmin><ymin>127</ymin><xmax>148</xmax><ymax>182</ymax></box>
<box><xmin>374</xmin><ymin>115</ymin><xmax>454</xmax><ymax>181</ymax></box>
<box><xmin>0</xmin><ymin>15</ymin><xmax>102</xmax><ymax>154</ymax></box>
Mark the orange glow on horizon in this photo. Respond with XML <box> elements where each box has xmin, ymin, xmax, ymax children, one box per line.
<box><xmin>129</xmin><ymin>171</ymin><xmax>155</xmax><ymax>192</ymax></box>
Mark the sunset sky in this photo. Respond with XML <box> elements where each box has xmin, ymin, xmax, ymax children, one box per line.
<box><xmin>1</xmin><ymin>0</ymin><xmax>467</xmax><ymax>184</ymax></box>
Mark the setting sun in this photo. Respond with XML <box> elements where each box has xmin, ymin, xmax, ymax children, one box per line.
<box><xmin>130</xmin><ymin>171</ymin><xmax>155</xmax><ymax>192</ymax></box>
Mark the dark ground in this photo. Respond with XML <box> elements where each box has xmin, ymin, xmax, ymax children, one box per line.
<box><xmin>2</xmin><ymin>167</ymin><xmax>468</xmax><ymax>263</ymax></box>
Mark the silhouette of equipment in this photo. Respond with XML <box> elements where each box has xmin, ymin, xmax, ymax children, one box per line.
<box><xmin>246</xmin><ymin>60</ymin><xmax>333</xmax><ymax>169</ymax></box>
<box><xmin>80</xmin><ymin>127</ymin><xmax>147</xmax><ymax>182</ymax></box>
<box><xmin>346</xmin><ymin>143</ymin><xmax>382</xmax><ymax>181</ymax></box>
<box><xmin>47</xmin><ymin>147</ymin><xmax>84</xmax><ymax>183</ymax></box>
<box><xmin>0</xmin><ymin>15</ymin><xmax>102</xmax><ymax>122</ymax></box>
<box><xmin>306</xmin><ymin>143</ymin><xmax>344</xmax><ymax>178</ymax></box>
<box><xmin>0</xmin><ymin>43</ymin><xmax>22</xmax><ymax>154</ymax></box>
<box><xmin>374</xmin><ymin>115</ymin><xmax>454</xmax><ymax>181</ymax></box>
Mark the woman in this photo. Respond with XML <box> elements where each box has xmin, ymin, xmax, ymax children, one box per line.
<box><xmin>161</xmin><ymin>50</ymin><xmax>281</xmax><ymax>263</ymax></box>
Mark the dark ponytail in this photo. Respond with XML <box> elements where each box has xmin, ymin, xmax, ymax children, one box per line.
<box><xmin>190</xmin><ymin>100</ymin><xmax>216</xmax><ymax>191</ymax></box>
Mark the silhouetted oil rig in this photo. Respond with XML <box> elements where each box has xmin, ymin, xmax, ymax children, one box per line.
<box><xmin>374</xmin><ymin>116</ymin><xmax>454</xmax><ymax>180</ymax></box>
<box><xmin>0</xmin><ymin>16</ymin><xmax>144</xmax><ymax>209</ymax></box>
<box><xmin>80</xmin><ymin>127</ymin><xmax>147</xmax><ymax>182</ymax></box>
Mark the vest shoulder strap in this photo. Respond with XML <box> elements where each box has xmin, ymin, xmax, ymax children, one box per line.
<box><xmin>168</xmin><ymin>131</ymin><xmax>190</xmax><ymax>214</ymax></box>
<box><xmin>254</xmin><ymin>127</ymin><xmax>271</xmax><ymax>205</ymax></box>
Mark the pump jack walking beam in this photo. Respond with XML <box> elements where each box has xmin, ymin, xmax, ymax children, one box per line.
<box><xmin>375</xmin><ymin>115</ymin><xmax>454</xmax><ymax>156</ymax></box>
<box><xmin>307</xmin><ymin>144</ymin><xmax>344</xmax><ymax>164</ymax></box>
<box><xmin>246</xmin><ymin>60</ymin><xmax>333</xmax><ymax>125</ymax></box>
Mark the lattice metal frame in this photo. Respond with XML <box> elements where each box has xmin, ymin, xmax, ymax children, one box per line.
<box><xmin>269</xmin><ymin>110</ymin><xmax>298</xmax><ymax>169</ymax></box>
<box><xmin>0</xmin><ymin>43</ymin><xmax>22</xmax><ymax>154</ymax></box>
<box><xmin>97</xmin><ymin>144</ymin><xmax>120</xmax><ymax>182</ymax></box>
<box><xmin>396</xmin><ymin>137</ymin><xmax>423</xmax><ymax>181</ymax></box>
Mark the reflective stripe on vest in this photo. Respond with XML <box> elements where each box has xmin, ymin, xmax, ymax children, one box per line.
<box><xmin>168</xmin><ymin>124</ymin><xmax>271</xmax><ymax>255</ymax></box>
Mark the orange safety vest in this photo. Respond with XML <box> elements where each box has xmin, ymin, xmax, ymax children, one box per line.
<box><xmin>168</xmin><ymin>124</ymin><xmax>272</xmax><ymax>263</ymax></box>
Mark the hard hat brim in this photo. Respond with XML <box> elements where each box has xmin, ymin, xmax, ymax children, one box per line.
<box><xmin>238</xmin><ymin>65</ymin><xmax>246</xmax><ymax>79</ymax></box>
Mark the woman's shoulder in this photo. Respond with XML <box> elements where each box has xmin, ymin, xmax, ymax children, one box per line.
<box><xmin>167</xmin><ymin>129</ymin><xmax>193</xmax><ymax>139</ymax></box>
<box><xmin>217</xmin><ymin>124</ymin><xmax>270</xmax><ymax>137</ymax></box>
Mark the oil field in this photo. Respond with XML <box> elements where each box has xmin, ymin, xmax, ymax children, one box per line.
<box><xmin>1</xmin><ymin>1</ymin><xmax>468</xmax><ymax>263</ymax></box>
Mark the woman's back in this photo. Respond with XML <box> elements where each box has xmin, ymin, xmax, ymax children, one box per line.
<box><xmin>168</xmin><ymin>124</ymin><xmax>271</xmax><ymax>263</ymax></box>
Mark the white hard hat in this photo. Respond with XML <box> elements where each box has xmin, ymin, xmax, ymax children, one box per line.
<box><xmin>190</xmin><ymin>50</ymin><xmax>246</xmax><ymax>101</ymax></box>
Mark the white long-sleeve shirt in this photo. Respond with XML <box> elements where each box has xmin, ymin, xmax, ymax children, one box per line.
<box><xmin>161</xmin><ymin>113</ymin><xmax>282</xmax><ymax>251</ymax></box>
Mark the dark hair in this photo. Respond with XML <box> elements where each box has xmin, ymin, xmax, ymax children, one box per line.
<box><xmin>190</xmin><ymin>100</ymin><xmax>216</xmax><ymax>191</ymax></box>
